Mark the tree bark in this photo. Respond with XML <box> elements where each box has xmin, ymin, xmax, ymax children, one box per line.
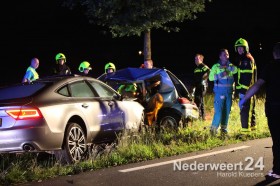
<box><xmin>143</xmin><ymin>30</ymin><xmax>151</xmax><ymax>61</ymax></box>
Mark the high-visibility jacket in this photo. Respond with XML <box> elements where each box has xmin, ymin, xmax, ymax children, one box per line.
<box><xmin>25</xmin><ymin>66</ymin><xmax>39</xmax><ymax>82</ymax></box>
<box><xmin>235</xmin><ymin>53</ymin><xmax>257</xmax><ymax>94</ymax></box>
<box><xmin>209</xmin><ymin>61</ymin><xmax>238</xmax><ymax>94</ymax></box>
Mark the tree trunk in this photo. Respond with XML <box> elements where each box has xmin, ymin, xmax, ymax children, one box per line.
<box><xmin>143</xmin><ymin>30</ymin><xmax>151</xmax><ymax>61</ymax></box>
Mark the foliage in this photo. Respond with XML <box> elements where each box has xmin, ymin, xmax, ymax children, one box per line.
<box><xmin>62</xmin><ymin>0</ymin><xmax>211</xmax><ymax>37</ymax></box>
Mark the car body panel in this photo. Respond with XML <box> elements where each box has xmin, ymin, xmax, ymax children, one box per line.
<box><xmin>0</xmin><ymin>75</ymin><xmax>144</xmax><ymax>153</ymax></box>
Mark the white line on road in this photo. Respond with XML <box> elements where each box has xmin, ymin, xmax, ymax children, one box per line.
<box><xmin>119</xmin><ymin>145</ymin><xmax>250</xmax><ymax>173</ymax></box>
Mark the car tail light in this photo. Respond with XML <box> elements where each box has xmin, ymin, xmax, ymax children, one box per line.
<box><xmin>178</xmin><ymin>97</ymin><xmax>191</xmax><ymax>104</ymax></box>
<box><xmin>6</xmin><ymin>108</ymin><xmax>42</xmax><ymax>120</ymax></box>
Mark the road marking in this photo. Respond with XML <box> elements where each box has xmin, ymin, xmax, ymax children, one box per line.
<box><xmin>119</xmin><ymin>145</ymin><xmax>250</xmax><ymax>172</ymax></box>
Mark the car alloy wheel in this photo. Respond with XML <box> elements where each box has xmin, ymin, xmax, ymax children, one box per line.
<box><xmin>66</xmin><ymin>123</ymin><xmax>87</xmax><ymax>162</ymax></box>
<box><xmin>55</xmin><ymin>122</ymin><xmax>87</xmax><ymax>164</ymax></box>
<box><xmin>158</xmin><ymin>113</ymin><xmax>182</xmax><ymax>133</ymax></box>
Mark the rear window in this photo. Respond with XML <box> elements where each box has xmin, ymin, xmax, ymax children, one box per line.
<box><xmin>0</xmin><ymin>83</ymin><xmax>46</xmax><ymax>100</ymax></box>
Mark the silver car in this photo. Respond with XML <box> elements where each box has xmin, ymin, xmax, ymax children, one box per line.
<box><xmin>0</xmin><ymin>75</ymin><xmax>144</xmax><ymax>163</ymax></box>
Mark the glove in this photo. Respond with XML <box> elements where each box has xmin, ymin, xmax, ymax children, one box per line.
<box><xmin>239</xmin><ymin>98</ymin><xmax>245</xmax><ymax>110</ymax></box>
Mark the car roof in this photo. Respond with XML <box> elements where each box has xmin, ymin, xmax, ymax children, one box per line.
<box><xmin>36</xmin><ymin>74</ymin><xmax>94</xmax><ymax>83</ymax></box>
<box><xmin>105</xmin><ymin>67</ymin><xmax>166</xmax><ymax>81</ymax></box>
<box><xmin>0</xmin><ymin>75</ymin><xmax>108</xmax><ymax>101</ymax></box>
<box><xmin>105</xmin><ymin>67</ymin><xmax>177</xmax><ymax>93</ymax></box>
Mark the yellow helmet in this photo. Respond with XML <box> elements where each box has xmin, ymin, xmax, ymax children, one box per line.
<box><xmin>55</xmin><ymin>53</ymin><xmax>66</xmax><ymax>63</ymax></box>
<box><xmin>104</xmin><ymin>62</ymin><xmax>116</xmax><ymax>73</ymax></box>
<box><xmin>118</xmin><ymin>83</ymin><xmax>137</xmax><ymax>93</ymax></box>
<box><xmin>234</xmin><ymin>38</ymin><xmax>249</xmax><ymax>53</ymax></box>
<box><xmin>79</xmin><ymin>61</ymin><xmax>92</xmax><ymax>72</ymax></box>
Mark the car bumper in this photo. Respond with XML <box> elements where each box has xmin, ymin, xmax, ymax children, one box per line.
<box><xmin>182</xmin><ymin>104</ymin><xmax>199</xmax><ymax>119</ymax></box>
<box><xmin>0</xmin><ymin>125</ymin><xmax>62</xmax><ymax>153</ymax></box>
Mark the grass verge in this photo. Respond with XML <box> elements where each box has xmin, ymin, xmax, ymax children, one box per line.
<box><xmin>0</xmin><ymin>94</ymin><xmax>270</xmax><ymax>185</ymax></box>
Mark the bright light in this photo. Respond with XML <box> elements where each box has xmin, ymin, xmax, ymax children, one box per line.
<box><xmin>6</xmin><ymin>108</ymin><xmax>42</xmax><ymax>120</ymax></box>
<box><xmin>138</xmin><ymin>51</ymin><xmax>142</xmax><ymax>55</ymax></box>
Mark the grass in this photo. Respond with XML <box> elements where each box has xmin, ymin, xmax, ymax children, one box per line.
<box><xmin>0</xmin><ymin>93</ymin><xmax>270</xmax><ymax>185</ymax></box>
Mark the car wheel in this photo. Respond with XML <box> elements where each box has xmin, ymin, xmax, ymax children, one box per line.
<box><xmin>55</xmin><ymin>123</ymin><xmax>87</xmax><ymax>164</ymax></box>
<box><xmin>158</xmin><ymin>113</ymin><xmax>182</xmax><ymax>133</ymax></box>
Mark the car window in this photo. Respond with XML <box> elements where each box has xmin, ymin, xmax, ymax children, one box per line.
<box><xmin>69</xmin><ymin>81</ymin><xmax>95</xmax><ymax>98</ymax></box>
<box><xmin>167</xmin><ymin>71</ymin><xmax>190</xmax><ymax>98</ymax></box>
<box><xmin>89</xmin><ymin>81</ymin><xmax>117</xmax><ymax>97</ymax></box>
<box><xmin>57</xmin><ymin>86</ymin><xmax>70</xmax><ymax>97</ymax></box>
<box><xmin>0</xmin><ymin>83</ymin><xmax>46</xmax><ymax>100</ymax></box>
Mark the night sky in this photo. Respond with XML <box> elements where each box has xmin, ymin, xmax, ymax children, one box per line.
<box><xmin>1</xmin><ymin>0</ymin><xmax>279</xmax><ymax>86</ymax></box>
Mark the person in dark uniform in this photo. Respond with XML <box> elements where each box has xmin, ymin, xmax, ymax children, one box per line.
<box><xmin>53</xmin><ymin>53</ymin><xmax>71</xmax><ymax>75</ymax></box>
<box><xmin>77</xmin><ymin>61</ymin><xmax>92</xmax><ymax>76</ymax></box>
<box><xmin>239</xmin><ymin>42</ymin><xmax>280</xmax><ymax>180</ymax></box>
<box><xmin>193</xmin><ymin>53</ymin><xmax>210</xmax><ymax>120</ymax></box>
<box><xmin>234</xmin><ymin>38</ymin><xmax>257</xmax><ymax>134</ymax></box>
<box><xmin>97</xmin><ymin>62</ymin><xmax>116</xmax><ymax>82</ymax></box>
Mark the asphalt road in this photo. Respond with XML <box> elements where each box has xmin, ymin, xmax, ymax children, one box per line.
<box><xmin>22</xmin><ymin>138</ymin><xmax>280</xmax><ymax>186</ymax></box>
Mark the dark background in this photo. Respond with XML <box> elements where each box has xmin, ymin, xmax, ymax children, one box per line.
<box><xmin>0</xmin><ymin>0</ymin><xmax>279</xmax><ymax>86</ymax></box>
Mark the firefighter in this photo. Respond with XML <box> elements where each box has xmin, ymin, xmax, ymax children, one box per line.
<box><xmin>22</xmin><ymin>57</ymin><xmax>40</xmax><ymax>83</ymax></box>
<box><xmin>53</xmin><ymin>53</ymin><xmax>71</xmax><ymax>75</ymax></box>
<box><xmin>117</xmin><ymin>83</ymin><xmax>138</xmax><ymax>98</ymax></box>
<box><xmin>97</xmin><ymin>62</ymin><xmax>116</xmax><ymax>82</ymax></box>
<box><xmin>104</xmin><ymin>62</ymin><xmax>116</xmax><ymax>74</ymax></box>
<box><xmin>234</xmin><ymin>38</ymin><xmax>257</xmax><ymax>134</ymax></box>
<box><xmin>193</xmin><ymin>53</ymin><xmax>210</xmax><ymax>120</ymax></box>
<box><xmin>78</xmin><ymin>61</ymin><xmax>92</xmax><ymax>76</ymax></box>
<box><xmin>209</xmin><ymin>49</ymin><xmax>238</xmax><ymax>136</ymax></box>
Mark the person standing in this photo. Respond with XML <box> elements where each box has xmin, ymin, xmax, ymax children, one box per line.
<box><xmin>209</xmin><ymin>49</ymin><xmax>237</xmax><ymax>136</ymax></box>
<box><xmin>239</xmin><ymin>42</ymin><xmax>280</xmax><ymax>179</ymax></box>
<box><xmin>143</xmin><ymin>59</ymin><xmax>155</xmax><ymax>69</ymax></box>
<box><xmin>193</xmin><ymin>53</ymin><xmax>210</xmax><ymax>120</ymax></box>
<box><xmin>104</xmin><ymin>62</ymin><xmax>116</xmax><ymax>74</ymax></box>
<box><xmin>234</xmin><ymin>38</ymin><xmax>257</xmax><ymax>134</ymax></box>
<box><xmin>53</xmin><ymin>53</ymin><xmax>71</xmax><ymax>75</ymax></box>
<box><xmin>78</xmin><ymin>61</ymin><xmax>92</xmax><ymax>76</ymax></box>
<box><xmin>97</xmin><ymin>62</ymin><xmax>116</xmax><ymax>82</ymax></box>
<box><xmin>22</xmin><ymin>57</ymin><xmax>40</xmax><ymax>83</ymax></box>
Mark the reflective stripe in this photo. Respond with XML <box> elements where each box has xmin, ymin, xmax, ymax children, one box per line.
<box><xmin>27</xmin><ymin>67</ymin><xmax>39</xmax><ymax>81</ymax></box>
<box><xmin>214</xmin><ymin>84</ymin><xmax>233</xmax><ymax>88</ymax></box>
<box><xmin>236</xmin><ymin>61</ymin><xmax>256</xmax><ymax>90</ymax></box>
<box><xmin>240</xmin><ymin>128</ymin><xmax>251</xmax><ymax>133</ymax></box>
<box><xmin>236</xmin><ymin>84</ymin><xmax>249</xmax><ymax>90</ymax></box>
<box><xmin>194</xmin><ymin>69</ymin><xmax>203</xmax><ymax>73</ymax></box>
<box><xmin>239</xmin><ymin>69</ymin><xmax>253</xmax><ymax>73</ymax></box>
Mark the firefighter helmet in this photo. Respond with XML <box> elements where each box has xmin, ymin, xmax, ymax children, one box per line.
<box><xmin>105</xmin><ymin>62</ymin><xmax>116</xmax><ymax>73</ymax></box>
<box><xmin>79</xmin><ymin>61</ymin><xmax>92</xmax><ymax>72</ymax></box>
<box><xmin>234</xmin><ymin>38</ymin><xmax>249</xmax><ymax>53</ymax></box>
<box><xmin>55</xmin><ymin>53</ymin><xmax>66</xmax><ymax>63</ymax></box>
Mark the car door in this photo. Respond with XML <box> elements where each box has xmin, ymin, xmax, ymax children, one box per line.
<box><xmin>69</xmin><ymin>80</ymin><xmax>115</xmax><ymax>142</ymax></box>
<box><xmin>88</xmin><ymin>80</ymin><xmax>124</xmax><ymax>141</ymax></box>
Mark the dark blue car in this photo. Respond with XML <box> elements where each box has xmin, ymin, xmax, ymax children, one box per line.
<box><xmin>99</xmin><ymin>68</ymin><xmax>199</xmax><ymax>130</ymax></box>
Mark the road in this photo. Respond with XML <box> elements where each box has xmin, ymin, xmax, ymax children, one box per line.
<box><xmin>22</xmin><ymin>138</ymin><xmax>280</xmax><ymax>186</ymax></box>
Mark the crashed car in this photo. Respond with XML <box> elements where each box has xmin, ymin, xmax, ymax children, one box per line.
<box><xmin>0</xmin><ymin>75</ymin><xmax>144</xmax><ymax>163</ymax></box>
<box><xmin>99</xmin><ymin>67</ymin><xmax>199</xmax><ymax>130</ymax></box>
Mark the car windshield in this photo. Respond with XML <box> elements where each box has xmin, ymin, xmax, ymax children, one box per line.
<box><xmin>0</xmin><ymin>83</ymin><xmax>47</xmax><ymax>100</ymax></box>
